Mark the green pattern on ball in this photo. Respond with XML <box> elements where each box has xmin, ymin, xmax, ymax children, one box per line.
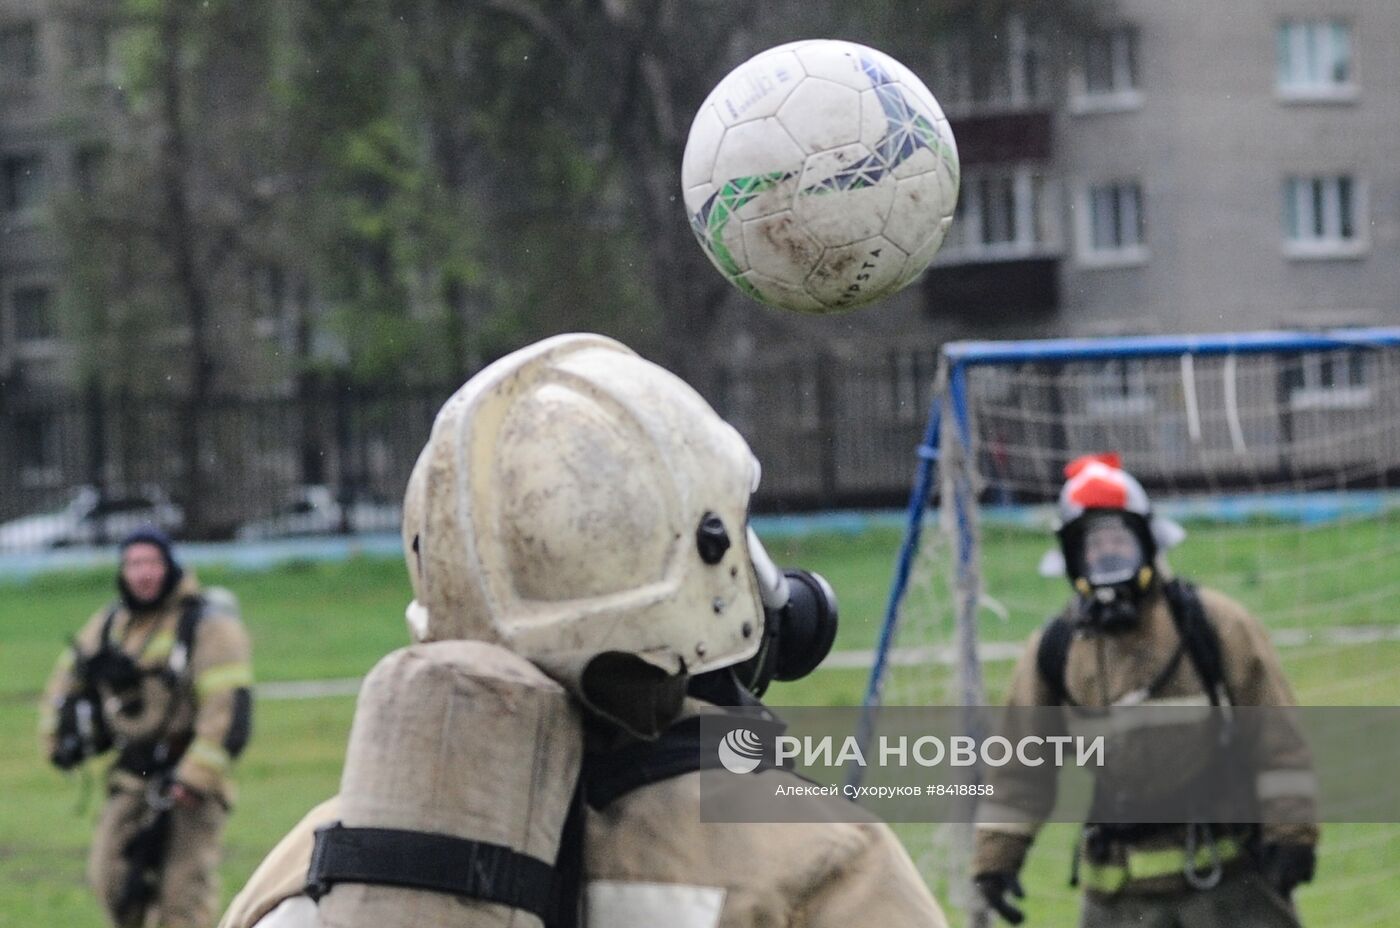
<box><xmin>691</xmin><ymin>171</ymin><xmax>792</xmax><ymax>302</ymax></box>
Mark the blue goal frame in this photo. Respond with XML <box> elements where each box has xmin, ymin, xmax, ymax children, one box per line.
<box><xmin>859</xmin><ymin>326</ymin><xmax>1400</xmax><ymax>728</ymax></box>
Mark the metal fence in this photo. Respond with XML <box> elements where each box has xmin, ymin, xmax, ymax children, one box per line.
<box><xmin>0</xmin><ymin>351</ymin><xmax>941</xmax><ymax>552</ymax></box>
<box><xmin>0</xmin><ymin>383</ymin><xmax>450</xmax><ymax>551</ymax></box>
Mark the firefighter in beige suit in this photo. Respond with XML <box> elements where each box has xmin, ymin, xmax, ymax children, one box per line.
<box><xmin>220</xmin><ymin>333</ymin><xmax>947</xmax><ymax>928</ymax></box>
<box><xmin>973</xmin><ymin>454</ymin><xmax>1317</xmax><ymax>927</ymax></box>
<box><xmin>42</xmin><ymin>527</ymin><xmax>253</xmax><ymax>928</ymax></box>
<box><xmin>222</xmin><ymin>728</ymin><xmax>936</xmax><ymax>928</ymax></box>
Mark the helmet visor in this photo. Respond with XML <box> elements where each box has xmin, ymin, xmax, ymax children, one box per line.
<box><xmin>1081</xmin><ymin>513</ymin><xmax>1146</xmax><ymax>587</ymax></box>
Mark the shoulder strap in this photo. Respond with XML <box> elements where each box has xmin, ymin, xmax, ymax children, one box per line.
<box><xmin>548</xmin><ymin>779</ymin><xmax>585</xmax><ymax>928</ymax></box>
<box><xmin>1161</xmin><ymin>579</ymin><xmax>1229</xmax><ymax>705</ymax></box>
<box><xmin>98</xmin><ymin>604</ymin><xmax>121</xmax><ymax>650</ymax></box>
<box><xmin>582</xmin><ymin>714</ymin><xmax>796</xmax><ymax>811</ymax></box>
<box><xmin>79</xmin><ymin>605</ymin><xmax>139</xmax><ymax>693</ymax></box>
<box><xmin>583</xmin><ymin>717</ymin><xmax>735</xmax><ymax>810</ymax></box>
<box><xmin>1035</xmin><ymin>616</ymin><xmax>1076</xmax><ymax>707</ymax></box>
<box><xmin>168</xmin><ymin>596</ymin><xmax>205</xmax><ymax>678</ymax></box>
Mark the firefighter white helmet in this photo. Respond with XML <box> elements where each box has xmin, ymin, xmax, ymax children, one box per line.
<box><xmin>1038</xmin><ymin>453</ymin><xmax>1186</xmax><ymax>578</ymax></box>
<box><xmin>401</xmin><ymin>333</ymin><xmax>765</xmax><ymax>696</ymax></box>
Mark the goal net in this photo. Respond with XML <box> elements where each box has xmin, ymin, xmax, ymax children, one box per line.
<box><xmin>864</xmin><ymin>328</ymin><xmax>1400</xmax><ymax>926</ymax></box>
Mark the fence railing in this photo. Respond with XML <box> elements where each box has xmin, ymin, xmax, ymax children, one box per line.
<box><xmin>0</xmin><ymin>352</ymin><xmax>941</xmax><ymax>551</ymax></box>
<box><xmin>11</xmin><ymin>343</ymin><xmax>1393</xmax><ymax>552</ymax></box>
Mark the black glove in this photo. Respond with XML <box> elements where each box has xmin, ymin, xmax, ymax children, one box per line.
<box><xmin>975</xmin><ymin>872</ymin><xmax>1026</xmax><ymax>925</ymax></box>
<box><xmin>50</xmin><ymin>734</ymin><xmax>86</xmax><ymax>771</ymax></box>
<box><xmin>1259</xmin><ymin>843</ymin><xmax>1316</xmax><ymax>899</ymax></box>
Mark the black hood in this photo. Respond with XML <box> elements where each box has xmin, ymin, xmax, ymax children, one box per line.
<box><xmin>117</xmin><ymin>525</ymin><xmax>184</xmax><ymax>612</ymax></box>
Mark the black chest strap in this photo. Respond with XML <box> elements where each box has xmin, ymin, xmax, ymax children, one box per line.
<box><xmin>1160</xmin><ymin>579</ymin><xmax>1230</xmax><ymax>706</ymax></box>
<box><xmin>581</xmin><ymin>715</ymin><xmax>785</xmax><ymax>811</ymax></box>
<box><xmin>95</xmin><ymin>596</ymin><xmax>204</xmax><ymax>678</ymax></box>
<box><xmin>1036</xmin><ymin>580</ymin><xmax>1228</xmax><ymax>707</ymax></box>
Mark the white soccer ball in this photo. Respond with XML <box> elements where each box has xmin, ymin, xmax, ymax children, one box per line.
<box><xmin>682</xmin><ymin>39</ymin><xmax>960</xmax><ymax>315</ymax></box>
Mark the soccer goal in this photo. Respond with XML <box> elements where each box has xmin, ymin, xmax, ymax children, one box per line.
<box><xmin>861</xmin><ymin>327</ymin><xmax>1400</xmax><ymax>925</ymax></box>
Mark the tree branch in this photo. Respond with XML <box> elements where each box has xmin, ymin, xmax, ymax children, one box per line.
<box><xmin>639</xmin><ymin>51</ymin><xmax>679</xmax><ymax>147</ymax></box>
<box><xmin>481</xmin><ymin>0</ymin><xmax>578</xmax><ymax>61</ymax></box>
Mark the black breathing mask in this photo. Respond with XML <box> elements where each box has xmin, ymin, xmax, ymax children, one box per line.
<box><xmin>732</xmin><ymin>567</ymin><xmax>839</xmax><ymax>698</ymax></box>
<box><xmin>692</xmin><ymin>527</ymin><xmax>839</xmax><ymax>703</ymax></box>
<box><xmin>1058</xmin><ymin>510</ymin><xmax>1157</xmax><ymax>632</ymax></box>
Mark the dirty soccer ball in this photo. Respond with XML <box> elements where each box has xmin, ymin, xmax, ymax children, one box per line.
<box><xmin>682</xmin><ymin>39</ymin><xmax>960</xmax><ymax>315</ymax></box>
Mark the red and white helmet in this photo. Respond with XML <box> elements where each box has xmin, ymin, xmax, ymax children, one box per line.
<box><xmin>1038</xmin><ymin>453</ymin><xmax>1185</xmax><ymax>579</ymax></box>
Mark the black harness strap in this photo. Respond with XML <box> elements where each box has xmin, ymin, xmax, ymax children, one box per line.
<box><xmin>172</xmin><ymin>595</ymin><xmax>203</xmax><ymax>673</ymax></box>
<box><xmin>109</xmin><ymin>596</ymin><xmax>207</xmax><ymax>778</ymax></box>
<box><xmin>96</xmin><ymin>595</ymin><xmax>203</xmax><ymax>678</ymax></box>
<box><xmin>1036</xmin><ymin>580</ymin><xmax>1228</xmax><ymax>707</ymax></box>
<box><xmin>1161</xmin><ymin>579</ymin><xmax>1230</xmax><ymax>706</ymax></box>
<box><xmin>99</xmin><ymin>604</ymin><xmax>121</xmax><ymax>649</ymax></box>
<box><xmin>547</xmin><ymin>781</ymin><xmax>586</xmax><ymax>928</ymax></box>
<box><xmin>582</xmin><ymin>715</ymin><xmax>792</xmax><ymax>811</ymax></box>
<box><xmin>585</xmin><ymin>717</ymin><xmax>715</xmax><ymax>810</ymax></box>
<box><xmin>1036</xmin><ymin>616</ymin><xmax>1076</xmax><ymax>706</ymax></box>
<box><xmin>305</xmin><ymin>823</ymin><xmax>557</xmax><ymax>922</ymax></box>
<box><xmin>1142</xmin><ymin>643</ymin><xmax>1188</xmax><ymax>700</ymax></box>
<box><xmin>1042</xmin><ymin>582</ymin><xmax>1237</xmax><ymax>889</ymax></box>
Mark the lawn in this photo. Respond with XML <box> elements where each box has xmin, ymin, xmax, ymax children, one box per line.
<box><xmin>1</xmin><ymin>518</ymin><xmax>1396</xmax><ymax>926</ymax></box>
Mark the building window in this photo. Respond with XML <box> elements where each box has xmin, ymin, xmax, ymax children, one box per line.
<box><xmin>1078</xmin><ymin>181</ymin><xmax>1146</xmax><ymax>265</ymax></box>
<box><xmin>0</xmin><ymin>21</ymin><xmax>40</xmax><ymax>82</ymax></box>
<box><xmin>1283</xmin><ymin>175</ymin><xmax>1364</xmax><ymax>258</ymax></box>
<box><xmin>1283</xmin><ymin>351</ymin><xmax>1372</xmax><ymax>410</ymax></box>
<box><xmin>68</xmin><ymin>20</ymin><xmax>109</xmax><ymax>73</ymax></box>
<box><xmin>889</xmin><ymin>350</ymin><xmax>935</xmax><ymax>424</ymax></box>
<box><xmin>978</xmin><ymin>175</ymin><xmax>1019</xmax><ymax>247</ymax></box>
<box><xmin>928</xmin><ymin>38</ymin><xmax>973</xmax><ymax>111</ymax></box>
<box><xmin>940</xmin><ymin>166</ymin><xmax>1057</xmax><ymax>262</ymax></box>
<box><xmin>74</xmin><ymin>144</ymin><xmax>109</xmax><ymax>198</ymax></box>
<box><xmin>1008</xmin><ymin>16</ymin><xmax>1050</xmax><ymax>106</ymax></box>
<box><xmin>1085</xmin><ymin>358</ymin><xmax>1154</xmax><ymax>417</ymax></box>
<box><xmin>930</xmin><ymin>15</ymin><xmax>1051</xmax><ymax>114</ymax></box>
<box><xmin>1072</xmin><ymin>27</ymin><xmax>1141</xmax><ymax>112</ymax></box>
<box><xmin>249</xmin><ymin>263</ymin><xmax>286</xmax><ymax>337</ymax></box>
<box><xmin>2</xmin><ymin>154</ymin><xmax>47</xmax><ymax>213</ymax></box>
<box><xmin>1277</xmin><ymin>20</ymin><xmax>1355</xmax><ymax>99</ymax></box>
<box><xmin>16</xmin><ymin>413</ymin><xmax>63</xmax><ymax>487</ymax></box>
<box><xmin>13</xmin><ymin>285</ymin><xmax>54</xmax><ymax>343</ymax></box>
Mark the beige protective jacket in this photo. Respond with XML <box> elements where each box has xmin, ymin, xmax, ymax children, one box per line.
<box><xmin>973</xmin><ymin>582</ymin><xmax>1318</xmax><ymax>881</ymax></box>
<box><xmin>39</xmin><ymin>572</ymin><xmax>254</xmax><ymax>803</ymax></box>
<box><xmin>221</xmin><ymin>711</ymin><xmax>947</xmax><ymax>928</ymax></box>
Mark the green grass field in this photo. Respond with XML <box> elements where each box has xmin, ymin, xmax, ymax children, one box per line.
<box><xmin>1</xmin><ymin>521</ymin><xmax>1397</xmax><ymax>926</ymax></box>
